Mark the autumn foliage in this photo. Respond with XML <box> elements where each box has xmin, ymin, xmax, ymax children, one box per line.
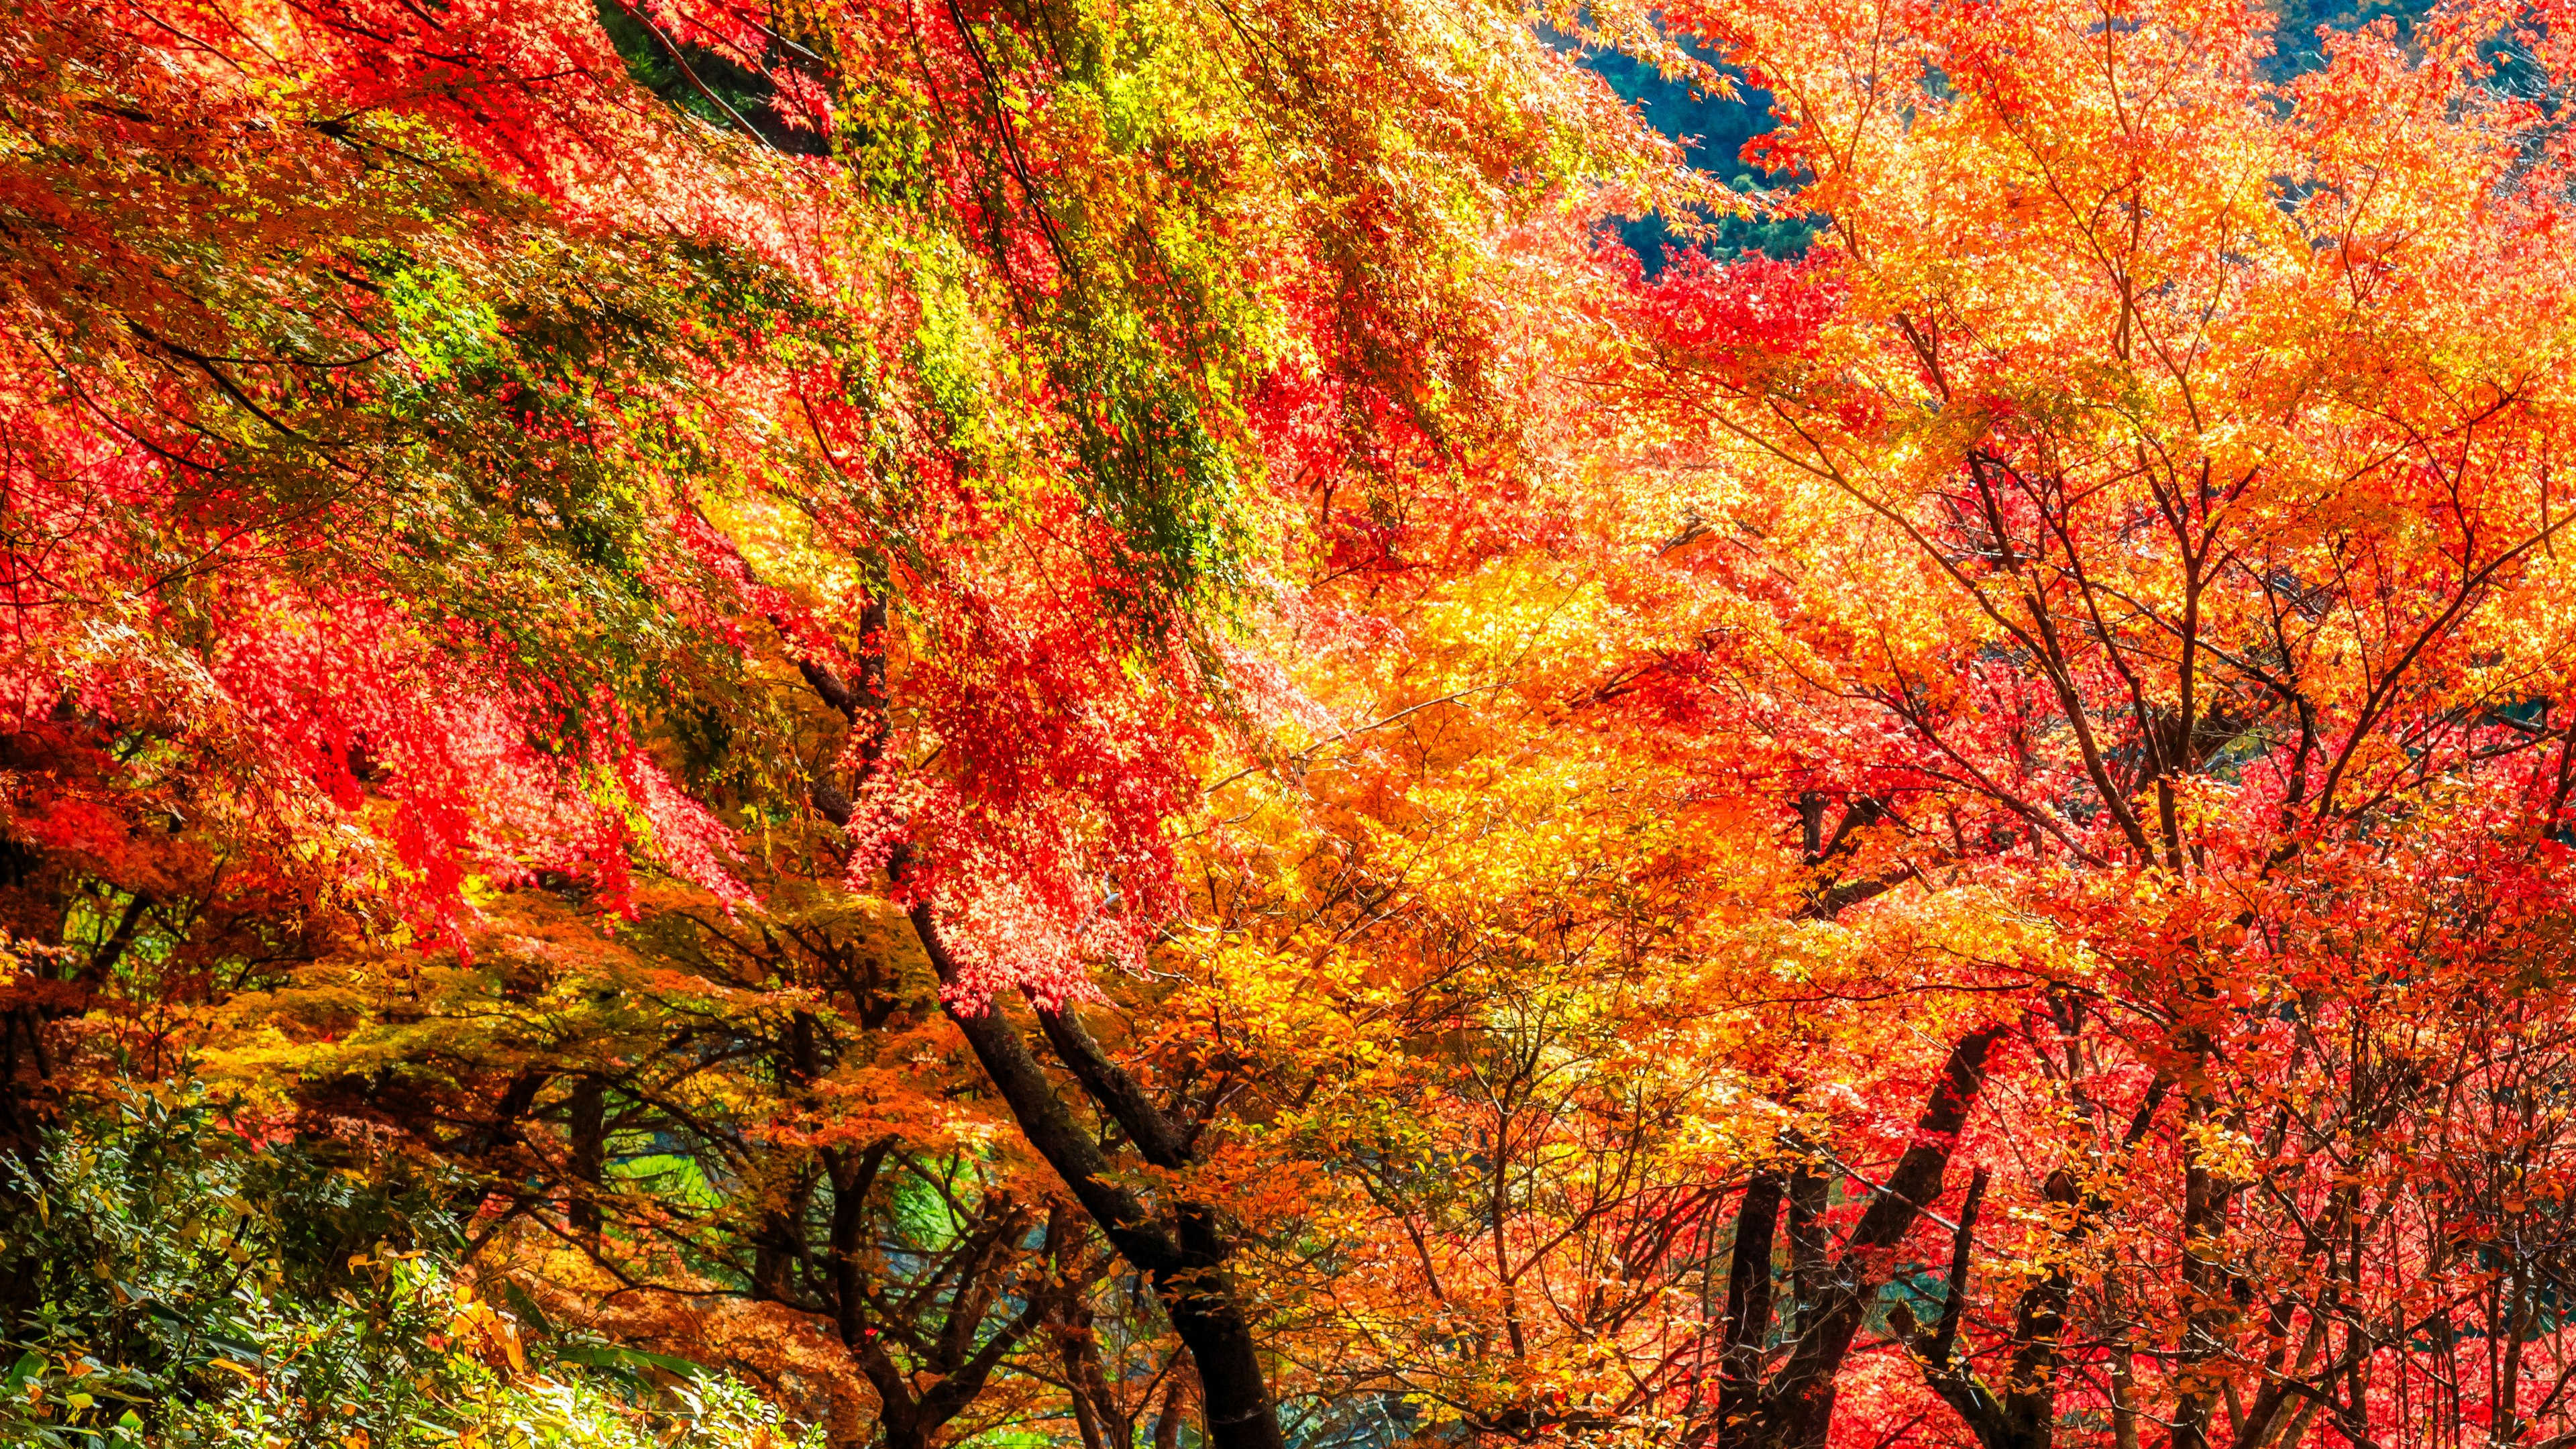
<box><xmin>9</xmin><ymin>0</ymin><xmax>2576</xmax><ymax>1444</ymax></box>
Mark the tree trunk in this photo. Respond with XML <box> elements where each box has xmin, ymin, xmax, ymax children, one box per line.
<box><xmin>782</xmin><ymin>632</ymin><xmax>1289</xmax><ymax>1449</ymax></box>
<box><xmin>1735</xmin><ymin>1026</ymin><xmax>2004</xmax><ymax>1448</ymax></box>
<box><xmin>917</xmin><ymin>913</ymin><xmax>1286</xmax><ymax>1449</ymax></box>
<box><xmin>1717</xmin><ymin>1169</ymin><xmax>1785</xmax><ymax>1435</ymax></box>
<box><xmin>566</xmin><ymin>1078</ymin><xmax>604</xmax><ymax>1248</ymax></box>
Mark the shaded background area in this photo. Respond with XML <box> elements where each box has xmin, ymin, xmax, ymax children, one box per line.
<box><xmin>1583</xmin><ymin>0</ymin><xmax>2431</xmax><ymax>270</ymax></box>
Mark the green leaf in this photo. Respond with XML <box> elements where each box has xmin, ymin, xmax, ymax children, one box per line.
<box><xmin>496</xmin><ymin>1281</ymin><xmax>554</xmax><ymax>1341</ymax></box>
<box><xmin>2</xmin><ymin>1349</ymin><xmax>41</xmax><ymax>1393</ymax></box>
<box><xmin>551</xmin><ymin>1341</ymin><xmax>701</xmax><ymax>1379</ymax></box>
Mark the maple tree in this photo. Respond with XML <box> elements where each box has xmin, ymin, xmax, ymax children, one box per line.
<box><xmin>1</xmin><ymin>0</ymin><xmax>1691</xmax><ymax>1440</ymax></box>
<box><xmin>1138</xmin><ymin>277</ymin><xmax>2038</xmax><ymax>1446</ymax></box>
<box><xmin>1589</xmin><ymin>0</ymin><xmax>2576</xmax><ymax>1443</ymax></box>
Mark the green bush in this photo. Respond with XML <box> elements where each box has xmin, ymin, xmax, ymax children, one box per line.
<box><xmin>0</xmin><ymin>1085</ymin><xmax>820</xmax><ymax>1449</ymax></box>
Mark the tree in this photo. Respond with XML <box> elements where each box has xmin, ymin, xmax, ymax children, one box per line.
<box><xmin>3</xmin><ymin>0</ymin><xmax>1697</xmax><ymax>1441</ymax></box>
<box><xmin>1609</xmin><ymin>0</ymin><xmax>2576</xmax><ymax>1442</ymax></box>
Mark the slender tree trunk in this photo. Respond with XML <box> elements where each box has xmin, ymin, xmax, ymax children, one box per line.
<box><xmin>1060</xmin><ymin>1297</ymin><xmax>1118</xmax><ymax>1449</ymax></box>
<box><xmin>826</xmin><ymin>1140</ymin><xmax>889</xmax><ymax>1350</ymax></box>
<box><xmin>2109</xmin><ymin>1349</ymin><xmax>2142</xmax><ymax>1449</ymax></box>
<box><xmin>783</xmin><ymin>628</ymin><xmax>1289</xmax><ymax>1449</ymax></box>
<box><xmin>916</xmin><ymin>914</ymin><xmax>1286</xmax><ymax>1449</ymax></box>
<box><xmin>2175</xmin><ymin>1116</ymin><xmax>2233</xmax><ymax>1449</ymax></box>
<box><xmin>1154</xmin><ymin>1364</ymin><xmax>1189</xmax><ymax>1449</ymax></box>
<box><xmin>1717</xmin><ymin>1170</ymin><xmax>1784</xmax><ymax>1436</ymax></box>
<box><xmin>566</xmin><ymin>1079</ymin><xmax>604</xmax><ymax>1248</ymax></box>
<box><xmin>1740</xmin><ymin>1026</ymin><xmax>2004</xmax><ymax>1449</ymax></box>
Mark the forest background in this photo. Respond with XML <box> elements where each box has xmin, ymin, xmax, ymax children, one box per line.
<box><xmin>5</xmin><ymin>0</ymin><xmax>2573</xmax><ymax>1445</ymax></box>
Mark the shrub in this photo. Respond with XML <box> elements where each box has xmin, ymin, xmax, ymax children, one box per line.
<box><xmin>0</xmin><ymin>1085</ymin><xmax>820</xmax><ymax>1449</ymax></box>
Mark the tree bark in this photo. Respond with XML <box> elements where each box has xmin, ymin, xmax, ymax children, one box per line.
<box><xmin>566</xmin><ymin>1078</ymin><xmax>605</xmax><ymax>1248</ymax></box>
<box><xmin>1717</xmin><ymin>1169</ymin><xmax>1785</xmax><ymax>1436</ymax></box>
<box><xmin>786</xmin><ymin>632</ymin><xmax>1289</xmax><ymax>1449</ymax></box>
<box><xmin>1739</xmin><ymin>1025</ymin><xmax>2004</xmax><ymax>1448</ymax></box>
<box><xmin>909</xmin><ymin>906</ymin><xmax>1285</xmax><ymax>1449</ymax></box>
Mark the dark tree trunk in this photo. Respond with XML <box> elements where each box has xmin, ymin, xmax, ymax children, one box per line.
<box><xmin>916</xmin><ymin>912</ymin><xmax>1285</xmax><ymax>1449</ymax></box>
<box><xmin>566</xmin><ymin>1078</ymin><xmax>605</xmax><ymax>1247</ymax></box>
<box><xmin>782</xmin><ymin>625</ymin><xmax>1289</xmax><ymax>1449</ymax></box>
<box><xmin>1725</xmin><ymin>1026</ymin><xmax>2004</xmax><ymax>1449</ymax></box>
<box><xmin>1717</xmin><ymin>1169</ymin><xmax>1785</xmax><ymax>1435</ymax></box>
